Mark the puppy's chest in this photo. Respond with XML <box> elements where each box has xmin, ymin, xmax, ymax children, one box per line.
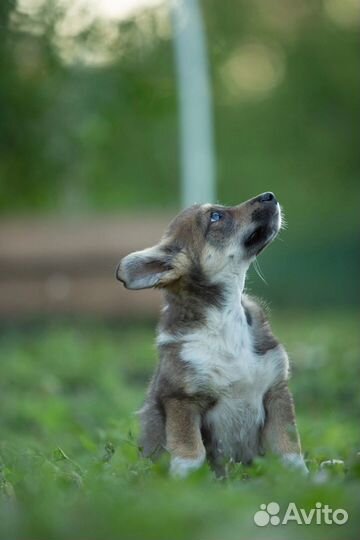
<box><xmin>181</xmin><ymin>317</ymin><xmax>277</xmax><ymax>397</ymax></box>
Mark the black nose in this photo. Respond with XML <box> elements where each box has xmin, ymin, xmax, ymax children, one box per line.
<box><xmin>258</xmin><ymin>192</ymin><xmax>277</xmax><ymax>203</ymax></box>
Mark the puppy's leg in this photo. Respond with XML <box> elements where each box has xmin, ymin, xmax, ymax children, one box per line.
<box><xmin>164</xmin><ymin>398</ymin><xmax>206</xmax><ymax>477</ymax></box>
<box><xmin>139</xmin><ymin>400</ymin><xmax>165</xmax><ymax>459</ymax></box>
<box><xmin>262</xmin><ymin>380</ymin><xmax>308</xmax><ymax>474</ymax></box>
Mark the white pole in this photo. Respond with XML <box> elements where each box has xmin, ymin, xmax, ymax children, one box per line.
<box><xmin>170</xmin><ymin>0</ymin><xmax>216</xmax><ymax>207</ymax></box>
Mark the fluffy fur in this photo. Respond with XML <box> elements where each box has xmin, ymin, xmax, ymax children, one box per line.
<box><xmin>116</xmin><ymin>192</ymin><xmax>307</xmax><ymax>476</ymax></box>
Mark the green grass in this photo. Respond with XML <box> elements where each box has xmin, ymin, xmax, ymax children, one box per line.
<box><xmin>0</xmin><ymin>312</ymin><xmax>359</xmax><ymax>540</ymax></box>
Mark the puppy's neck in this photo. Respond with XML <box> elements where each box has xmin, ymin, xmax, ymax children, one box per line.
<box><xmin>213</xmin><ymin>265</ymin><xmax>248</xmax><ymax>298</ymax></box>
<box><xmin>161</xmin><ymin>265</ymin><xmax>249</xmax><ymax>332</ymax></box>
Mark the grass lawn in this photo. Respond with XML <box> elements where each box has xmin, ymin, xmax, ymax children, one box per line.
<box><xmin>0</xmin><ymin>311</ymin><xmax>359</xmax><ymax>539</ymax></box>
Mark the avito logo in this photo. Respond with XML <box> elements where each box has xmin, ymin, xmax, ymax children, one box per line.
<box><xmin>254</xmin><ymin>501</ymin><xmax>348</xmax><ymax>527</ymax></box>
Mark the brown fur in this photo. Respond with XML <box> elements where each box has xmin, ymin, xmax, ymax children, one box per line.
<box><xmin>262</xmin><ymin>380</ymin><xmax>302</xmax><ymax>455</ymax></box>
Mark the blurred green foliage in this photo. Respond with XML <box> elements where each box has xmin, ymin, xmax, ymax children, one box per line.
<box><xmin>0</xmin><ymin>0</ymin><xmax>359</xmax><ymax>218</ymax></box>
<box><xmin>0</xmin><ymin>313</ymin><xmax>359</xmax><ymax>539</ymax></box>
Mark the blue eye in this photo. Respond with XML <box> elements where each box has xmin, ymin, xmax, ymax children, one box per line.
<box><xmin>210</xmin><ymin>211</ymin><xmax>223</xmax><ymax>223</ymax></box>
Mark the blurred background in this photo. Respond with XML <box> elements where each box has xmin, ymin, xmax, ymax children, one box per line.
<box><xmin>0</xmin><ymin>1</ymin><xmax>359</xmax><ymax>540</ymax></box>
<box><xmin>0</xmin><ymin>0</ymin><xmax>359</xmax><ymax>315</ymax></box>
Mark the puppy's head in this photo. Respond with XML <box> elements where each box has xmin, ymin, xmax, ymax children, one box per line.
<box><xmin>116</xmin><ymin>192</ymin><xmax>281</xmax><ymax>290</ymax></box>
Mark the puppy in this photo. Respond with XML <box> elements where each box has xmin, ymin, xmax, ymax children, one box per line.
<box><xmin>116</xmin><ymin>192</ymin><xmax>307</xmax><ymax>477</ymax></box>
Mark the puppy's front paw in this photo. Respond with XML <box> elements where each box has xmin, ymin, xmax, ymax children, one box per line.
<box><xmin>170</xmin><ymin>455</ymin><xmax>205</xmax><ymax>478</ymax></box>
<box><xmin>282</xmin><ymin>453</ymin><xmax>309</xmax><ymax>475</ymax></box>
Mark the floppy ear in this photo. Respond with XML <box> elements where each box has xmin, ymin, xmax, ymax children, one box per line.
<box><xmin>116</xmin><ymin>245</ymin><xmax>186</xmax><ymax>290</ymax></box>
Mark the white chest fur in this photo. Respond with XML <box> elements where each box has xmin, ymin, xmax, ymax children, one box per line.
<box><xmin>179</xmin><ymin>300</ymin><xmax>286</xmax><ymax>462</ymax></box>
<box><xmin>157</xmin><ymin>291</ymin><xmax>289</xmax><ymax>464</ymax></box>
<box><xmin>176</xmin><ymin>300</ymin><xmax>286</xmax><ymax>462</ymax></box>
<box><xmin>180</xmin><ymin>302</ymin><xmax>284</xmax><ymax>399</ymax></box>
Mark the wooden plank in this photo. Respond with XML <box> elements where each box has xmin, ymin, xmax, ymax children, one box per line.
<box><xmin>0</xmin><ymin>214</ymin><xmax>172</xmax><ymax>318</ymax></box>
<box><xmin>0</xmin><ymin>278</ymin><xmax>161</xmax><ymax>317</ymax></box>
<box><xmin>0</xmin><ymin>214</ymin><xmax>171</xmax><ymax>262</ymax></box>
